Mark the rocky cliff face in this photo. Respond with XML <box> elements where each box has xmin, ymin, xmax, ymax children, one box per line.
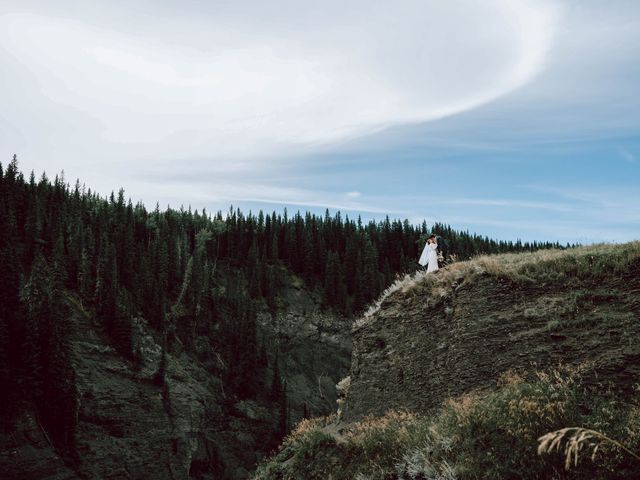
<box><xmin>343</xmin><ymin>255</ymin><xmax>640</xmax><ymax>422</ymax></box>
<box><xmin>1</xmin><ymin>281</ymin><xmax>350</xmax><ymax>480</ymax></box>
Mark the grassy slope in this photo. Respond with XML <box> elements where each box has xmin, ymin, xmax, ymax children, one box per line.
<box><xmin>359</xmin><ymin>241</ymin><xmax>640</xmax><ymax>325</ymax></box>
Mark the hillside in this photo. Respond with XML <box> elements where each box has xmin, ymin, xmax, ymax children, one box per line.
<box><xmin>255</xmin><ymin>242</ymin><xmax>640</xmax><ymax>479</ymax></box>
<box><xmin>0</xmin><ymin>277</ymin><xmax>351</xmax><ymax>480</ymax></box>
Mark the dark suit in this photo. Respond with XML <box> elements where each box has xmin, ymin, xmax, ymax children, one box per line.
<box><xmin>436</xmin><ymin>236</ymin><xmax>449</xmax><ymax>264</ymax></box>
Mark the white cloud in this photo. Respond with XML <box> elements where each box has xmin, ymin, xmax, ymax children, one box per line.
<box><xmin>0</xmin><ymin>0</ymin><xmax>561</xmax><ymax>174</ymax></box>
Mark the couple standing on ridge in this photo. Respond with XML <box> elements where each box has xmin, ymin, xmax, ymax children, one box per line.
<box><xmin>418</xmin><ymin>234</ymin><xmax>445</xmax><ymax>273</ymax></box>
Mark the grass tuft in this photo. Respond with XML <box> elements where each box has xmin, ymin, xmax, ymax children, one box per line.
<box><xmin>538</xmin><ymin>427</ymin><xmax>640</xmax><ymax>471</ymax></box>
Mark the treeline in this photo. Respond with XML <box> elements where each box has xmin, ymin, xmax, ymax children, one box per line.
<box><xmin>0</xmin><ymin>156</ymin><xmax>568</xmax><ymax>453</ymax></box>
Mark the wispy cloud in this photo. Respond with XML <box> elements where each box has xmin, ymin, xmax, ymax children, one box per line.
<box><xmin>618</xmin><ymin>147</ymin><xmax>637</xmax><ymax>164</ymax></box>
<box><xmin>0</xmin><ymin>0</ymin><xmax>560</xmax><ymax>171</ymax></box>
<box><xmin>122</xmin><ymin>178</ymin><xmax>404</xmax><ymax>215</ymax></box>
<box><xmin>524</xmin><ymin>184</ymin><xmax>627</xmax><ymax>208</ymax></box>
<box><xmin>442</xmin><ymin>197</ymin><xmax>574</xmax><ymax>212</ymax></box>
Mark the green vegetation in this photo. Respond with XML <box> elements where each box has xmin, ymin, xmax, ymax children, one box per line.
<box><xmin>255</xmin><ymin>368</ymin><xmax>640</xmax><ymax>480</ymax></box>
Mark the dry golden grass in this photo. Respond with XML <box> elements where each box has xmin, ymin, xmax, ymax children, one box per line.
<box><xmin>344</xmin><ymin>410</ymin><xmax>418</xmax><ymax>444</ymax></box>
<box><xmin>538</xmin><ymin>427</ymin><xmax>640</xmax><ymax>470</ymax></box>
<box><xmin>496</xmin><ymin>369</ymin><xmax>526</xmax><ymax>387</ymax></box>
<box><xmin>355</xmin><ymin>241</ymin><xmax>640</xmax><ymax>327</ymax></box>
<box><xmin>283</xmin><ymin>413</ymin><xmax>337</xmax><ymax>445</ymax></box>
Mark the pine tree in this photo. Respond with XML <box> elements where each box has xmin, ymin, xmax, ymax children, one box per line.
<box><xmin>270</xmin><ymin>352</ymin><xmax>282</xmax><ymax>401</ymax></box>
<box><xmin>265</xmin><ymin>265</ymin><xmax>278</xmax><ymax>314</ymax></box>
<box><xmin>323</xmin><ymin>251</ymin><xmax>346</xmax><ymax>310</ymax></box>
<box><xmin>0</xmin><ymin>206</ymin><xmax>21</xmax><ymax>418</ymax></box>
<box><xmin>360</xmin><ymin>234</ymin><xmax>379</xmax><ymax>306</ymax></box>
<box><xmin>278</xmin><ymin>379</ymin><xmax>288</xmax><ymax>438</ymax></box>
<box><xmin>40</xmin><ymin>278</ymin><xmax>77</xmax><ymax>453</ymax></box>
<box><xmin>154</xmin><ymin>332</ymin><xmax>168</xmax><ymax>387</ymax></box>
<box><xmin>111</xmin><ymin>293</ymin><xmax>133</xmax><ymax>359</ymax></box>
<box><xmin>19</xmin><ymin>253</ymin><xmax>49</xmax><ymax>401</ymax></box>
<box><xmin>78</xmin><ymin>247</ymin><xmax>93</xmax><ymax>302</ymax></box>
<box><xmin>0</xmin><ymin>311</ymin><xmax>10</xmax><ymax>423</ymax></box>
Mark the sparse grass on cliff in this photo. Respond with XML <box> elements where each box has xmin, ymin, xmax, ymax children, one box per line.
<box><xmin>253</xmin><ymin>410</ymin><xmax>437</xmax><ymax>480</ymax></box>
<box><xmin>253</xmin><ymin>367</ymin><xmax>640</xmax><ymax>480</ymax></box>
<box><xmin>357</xmin><ymin>241</ymin><xmax>640</xmax><ymax>327</ymax></box>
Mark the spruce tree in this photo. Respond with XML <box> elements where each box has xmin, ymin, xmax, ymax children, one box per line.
<box><xmin>0</xmin><ymin>311</ymin><xmax>10</xmax><ymax>423</ymax></box>
<box><xmin>19</xmin><ymin>253</ymin><xmax>49</xmax><ymax>401</ymax></box>
<box><xmin>40</xmin><ymin>276</ymin><xmax>77</xmax><ymax>453</ymax></box>
<box><xmin>278</xmin><ymin>379</ymin><xmax>288</xmax><ymax>438</ymax></box>
<box><xmin>0</xmin><ymin>206</ymin><xmax>20</xmax><ymax>417</ymax></box>
<box><xmin>237</xmin><ymin>303</ymin><xmax>259</xmax><ymax>398</ymax></box>
<box><xmin>270</xmin><ymin>352</ymin><xmax>282</xmax><ymax>402</ymax></box>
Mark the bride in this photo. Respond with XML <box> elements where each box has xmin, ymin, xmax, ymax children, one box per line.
<box><xmin>418</xmin><ymin>235</ymin><xmax>439</xmax><ymax>273</ymax></box>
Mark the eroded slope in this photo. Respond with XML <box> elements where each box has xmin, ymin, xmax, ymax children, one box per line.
<box><xmin>343</xmin><ymin>243</ymin><xmax>640</xmax><ymax>421</ymax></box>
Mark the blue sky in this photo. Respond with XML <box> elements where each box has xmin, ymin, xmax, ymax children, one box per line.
<box><xmin>1</xmin><ymin>0</ymin><xmax>639</xmax><ymax>243</ymax></box>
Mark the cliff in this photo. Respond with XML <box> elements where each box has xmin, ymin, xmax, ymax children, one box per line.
<box><xmin>343</xmin><ymin>242</ymin><xmax>640</xmax><ymax>421</ymax></box>
<box><xmin>0</xmin><ymin>278</ymin><xmax>351</xmax><ymax>480</ymax></box>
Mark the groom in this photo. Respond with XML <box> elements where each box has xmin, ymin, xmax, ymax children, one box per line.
<box><xmin>430</xmin><ymin>234</ymin><xmax>450</xmax><ymax>265</ymax></box>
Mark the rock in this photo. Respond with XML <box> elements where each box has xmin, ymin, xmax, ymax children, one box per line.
<box><xmin>234</xmin><ymin>401</ymin><xmax>270</xmax><ymax>422</ymax></box>
<box><xmin>0</xmin><ymin>412</ymin><xmax>79</xmax><ymax>480</ymax></box>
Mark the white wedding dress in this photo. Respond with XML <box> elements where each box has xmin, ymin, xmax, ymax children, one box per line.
<box><xmin>418</xmin><ymin>242</ymin><xmax>439</xmax><ymax>273</ymax></box>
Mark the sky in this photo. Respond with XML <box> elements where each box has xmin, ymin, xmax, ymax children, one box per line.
<box><xmin>1</xmin><ymin>0</ymin><xmax>639</xmax><ymax>244</ymax></box>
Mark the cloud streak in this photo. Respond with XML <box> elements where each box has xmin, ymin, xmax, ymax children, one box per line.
<box><xmin>619</xmin><ymin>147</ymin><xmax>637</xmax><ymax>164</ymax></box>
<box><xmin>0</xmin><ymin>0</ymin><xmax>560</xmax><ymax>170</ymax></box>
